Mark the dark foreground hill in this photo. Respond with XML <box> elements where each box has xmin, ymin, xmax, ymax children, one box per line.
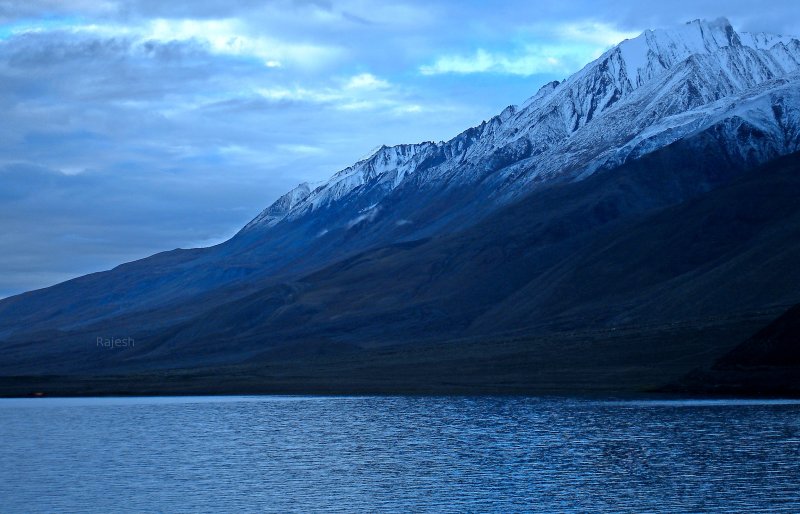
<box><xmin>666</xmin><ymin>303</ymin><xmax>800</xmax><ymax>396</ymax></box>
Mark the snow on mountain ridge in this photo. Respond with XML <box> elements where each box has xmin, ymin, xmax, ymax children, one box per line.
<box><xmin>243</xmin><ymin>180</ymin><xmax>323</xmax><ymax>229</ymax></box>
<box><xmin>583</xmin><ymin>72</ymin><xmax>800</xmax><ymax>177</ymax></box>
<box><xmin>304</xmin><ymin>142</ymin><xmax>438</xmax><ymax>211</ymax></box>
<box><xmin>243</xmin><ymin>18</ymin><xmax>800</xmax><ymax>233</ymax></box>
<box><xmin>739</xmin><ymin>31</ymin><xmax>799</xmax><ymax>50</ymax></box>
<box><xmin>517</xmin><ymin>16</ymin><xmax>795</xmax><ymax>135</ymax></box>
<box><xmin>613</xmin><ymin>18</ymin><xmax>738</xmax><ymax>89</ymax></box>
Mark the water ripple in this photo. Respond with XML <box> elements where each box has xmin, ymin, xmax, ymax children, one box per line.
<box><xmin>1</xmin><ymin>396</ymin><xmax>799</xmax><ymax>513</ymax></box>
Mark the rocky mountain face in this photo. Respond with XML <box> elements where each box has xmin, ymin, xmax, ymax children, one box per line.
<box><xmin>241</xmin><ymin>17</ymin><xmax>800</xmax><ymax>235</ymax></box>
<box><xmin>1</xmin><ymin>18</ymin><xmax>800</xmax><ymax>389</ymax></box>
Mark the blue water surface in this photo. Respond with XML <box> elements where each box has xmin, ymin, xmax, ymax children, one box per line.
<box><xmin>1</xmin><ymin>396</ymin><xmax>799</xmax><ymax>512</ymax></box>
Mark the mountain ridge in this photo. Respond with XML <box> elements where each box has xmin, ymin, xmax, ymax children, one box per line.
<box><xmin>3</xmin><ymin>149</ymin><xmax>799</xmax><ymax>394</ymax></box>
<box><xmin>248</xmin><ymin>18</ymin><xmax>800</xmax><ymax>228</ymax></box>
<box><xmin>1</xmin><ymin>18</ymin><xmax>800</xmax><ymax>395</ymax></box>
<box><xmin>3</xmin><ymin>18</ymin><xmax>799</xmax><ymax>330</ymax></box>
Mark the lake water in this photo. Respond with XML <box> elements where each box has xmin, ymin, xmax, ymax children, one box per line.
<box><xmin>1</xmin><ymin>396</ymin><xmax>799</xmax><ymax>513</ymax></box>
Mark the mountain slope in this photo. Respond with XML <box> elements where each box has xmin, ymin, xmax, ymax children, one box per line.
<box><xmin>667</xmin><ymin>303</ymin><xmax>800</xmax><ymax>396</ymax></box>
<box><xmin>717</xmin><ymin>303</ymin><xmax>800</xmax><ymax>368</ymax></box>
<box><xmin>3</xmin><ymin>149</ymin><xmax>799</xmax><ymax>395</ymax></box>
<box><xmin>4</xmin><ymin>140</ymin><xmax>799</xmax><ymax>377</ymax></box>
<box><xmin>1</xmin><ymin>18</ymin><xmax>800</xmax><ymax>387</ymax></box>
<box><xmin>153</xmin><ymin>150</ymin><xmax>800</xmax><ymax>361</ymax></box>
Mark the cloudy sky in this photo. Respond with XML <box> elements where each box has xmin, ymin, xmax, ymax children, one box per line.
<box><xmin>1</xmin><ymin>0</ymin><xmax>798</xmax><ymax>297</ymax></box>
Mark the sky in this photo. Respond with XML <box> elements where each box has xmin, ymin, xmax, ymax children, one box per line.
<box><xmin>1</xmin><ymin>0</ymin><xmax>799</xmax><ymax>298</ymax></box>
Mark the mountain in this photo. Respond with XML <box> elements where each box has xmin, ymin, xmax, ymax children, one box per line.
<box><xmin>667</xmin><ymin>302</ymin><xmax>800</xmax><ymax>396</ymax></box>
<box><xmin>240</xmin><ymin>17</ymin><xmax>800</xmax><ymax>229</ymax></box>
<box><xmin>3</xmin><ymin>149</ymin><xmax>800</xmax><ymax>396</ymax></box>
<box><xmin>716</xmin><ymin>303</ymin><xmax>800</xmax><ymax>368</ymax></box>
<box><xmin>1</xmin><ymin>18</ymin><xmax>800</xmax><ymax>395</ymax></box>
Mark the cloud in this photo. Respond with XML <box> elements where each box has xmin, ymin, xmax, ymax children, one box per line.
<box><xmin>0</xmin><ymin>0</ymin><xmax>117</xmax><ymax>22</ymax></box>
<box><xmin>553</xmin><ymin>21</ymin><xmax>640</xmax><ymax>46</ymax></box>
<box><xmin>420</xmin><ymin>45</ymin><xmax>595</xmax><ymax>77</ymax></box>
<box><xmin>256</xmin><ymin>73</ymin><xmax>422</xmax><ymax>112</ymax></box>
<box><xmin>256</xmin><ymin>86</ymin><xmax>339</xmax><ymax>103</ymax></box>
<box><xmin>142</xmin><ymin>18</ymin><xmax>342</xmax><ymax>69</ymax></box>
<box><xmin>347</xmin><ymin>204</ymin><xmax>381</xmax><ymax>228</ymax></box>
<box><xmin>344</xmin><ymin>72</ymin><xmax>389</xmax><ymax>90</ymax></box>
<box><xmin>12</xmin><ymin>17</ymin><xmax>341</xmax><ymax>70</ymax></box>
<box><xmin>277</xmin><ymin>144</ymin><xmax>325</xmax><ymax>155</ymax></box>
<box><xmin>419</xmin><ymin>20</ymin><xmax>641</xmax><ymax>76</ymax></box>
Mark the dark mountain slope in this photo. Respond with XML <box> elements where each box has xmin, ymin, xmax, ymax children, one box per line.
<box><xmin>2</xmin><ymin>152</ymin><xmax>799</xmax><ymax>395</ymax></box>
<box><xmin>717</xmin><ymin>304</ymin><xmax>800</xmax><ymax>368</ymax></box>
<box><xmin>667</xmin><ymin>303</ymin><xmax>800</xmax><ymax>396</ymax></box>
<box><xmin>121</xmin><ymin>147</ymin><xmax>800</xmax><ymax>376</ymax></box>
<box><xmin>478</xmin><ymin>150</ymin><xmax>800</xmax><ymax>332</ymax></box>
<box><xmin>5</xmin><ymin>134</ymin><xmax>795</xmax><ymax>379</ymax></box>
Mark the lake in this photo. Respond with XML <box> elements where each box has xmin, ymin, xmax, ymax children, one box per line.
<box><xmin>1</xmin><ymin>396</ymin><xmax>799</xmax><ymax>512</ymax></box>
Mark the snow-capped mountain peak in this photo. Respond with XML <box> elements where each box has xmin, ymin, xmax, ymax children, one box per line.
<box><xmin>611</xmin><ymin>17</ymin><xmax>738</xmax><ymax>88</ymax></box>
<box><xmin>242</xmin><ymin>17</ymin><xmax>800</xmax><ymax>234</ymax></box>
